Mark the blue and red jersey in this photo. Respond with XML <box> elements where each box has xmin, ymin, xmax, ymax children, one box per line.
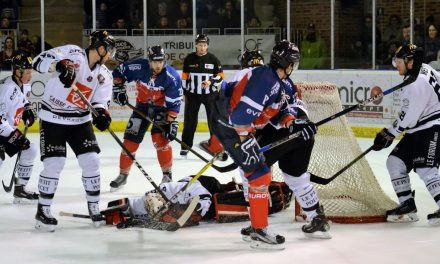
<box><xmin>113</xmin><ymin>58</ymin><xmax>183</xmax><ymax>117</ymax></box>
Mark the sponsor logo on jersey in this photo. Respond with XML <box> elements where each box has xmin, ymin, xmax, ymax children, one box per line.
<box><xmin>87</xmin><ymin>76</ymin><xmax>93</xmax><ymax>82</ymax></box>
<box><xmin>66</xmin><ymin>82</ymin><xmax>92</xmax><ymax>109</ymax></box>
<box><xmin>128</xmin><ymin>64</ymin><xmax>142</xmax><ymax>71</ymax></box>
<box><xmin>49</xmin><ymin>96</ymin><xmax>66</xmax><ymax>107</ymax></box>
<box><xmin>269</xmin><ymin>83</ymin><xmax>280</xmax><ymax>97</ymax></box>
<box><xmin>246</xmin><ymin>108</ymin><xmax>260</xmax><ymax>116</ymax></box>
<box><xmin>188</xmin><ymin>64</ymin><xmax>198</xmax><ymax>68</ymax></box>
<box><xmin>205</xmin><ymin>63</ymin><xmax>214</xmax><ymax>69</ymax></box>
<box><xmin>97</xmin><ymin>74</ymin><xmax>105</xmax><ymax>84</ymax></box>
<box><xmin>13</xmin><ymin>107</ymin><xmax>24</xmax><ymax>126</ymax></box>
<box><xmin>10</xmin><ymin>88</ymin><xmax>18</xmax><ymax>100</ymax></box>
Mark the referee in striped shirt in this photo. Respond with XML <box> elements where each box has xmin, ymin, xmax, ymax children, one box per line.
<box><xmin>180</xmin><ymin>34</ymin><xmax>225</xmax><ymax>158</ymax></box>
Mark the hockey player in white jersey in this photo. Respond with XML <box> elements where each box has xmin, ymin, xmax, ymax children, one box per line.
<box><xmin>32</xmin><ymin>30</ymin><xmax>115</xmax><ymax>231</ymax></box>
<box><xmin>0</xmin><ymin>54</ymin><xmax>39</xmax><ymax>203</ymax></box>
<box><xmin>372</xmin><ymin>44</ymin><xmax>440</xmax><ymax>226</ymax></box>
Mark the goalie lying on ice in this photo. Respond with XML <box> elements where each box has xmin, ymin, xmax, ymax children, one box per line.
<box><xmin>97</xmin><ymin>175</ymin><xmax>292</xmax><ymax>230</ymax></box>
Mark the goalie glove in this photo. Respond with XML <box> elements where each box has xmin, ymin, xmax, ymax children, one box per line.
<box><xmin>288</xmin><ymin>119</ymin><xmax>317</xmax><ymax>141</ymax></box>
<box><xmin>92</xmin><ymin>108</ymin><xmax>111</xmax><ymax>131</ymax></box>
<box><xmin>55</xmin><ymin>59</ymin><xmax>76</xmax><ymax>88</ymax></box>
<box><xmin>22</xmin><ymin>103</ymin><xmax>37</xmax><ymax>126</ymax></box>
<box><xmin>373</xmin><ymin>128</ymin><xmax>395</xmax><ymax>151</ymax></box>
<box><xmin>112</xmin><ymin>83</ymin><xmax>129</xmax><ymax>106</ymax></box>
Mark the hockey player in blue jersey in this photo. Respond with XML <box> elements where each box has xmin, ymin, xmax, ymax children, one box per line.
<box><xmin>211</xmin><ymin>40</ymin><xmax>330</xmax><ymax>249</ymax></box>
<box><xmin>111</xmin><ymin>45</ymin><xmax>182</xmax><ymax>190</ymax></box>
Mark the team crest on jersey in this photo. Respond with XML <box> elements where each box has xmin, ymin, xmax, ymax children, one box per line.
<box><xmin>13</xmin><ymin>107</ymin><xmax>24</xmax><ymax>126</ymax></box>
<box><xmin>97</xmin><ymin>74</ymin><xmax>105</xmax><ymax>84</ymax></box>
<box><xmin>66</xmin><ymin>82</ymin><xmax>92</xmax><ymax>109</ymax></box>
<box><xmin>205</xmin><ymin>63</ymin><xmax>214</xmax><ymax>69</ymax></box>
<box><xmin>87</xmin><ymin>76</ymin><xmax>93</xmax><ymax>82</ymax></box>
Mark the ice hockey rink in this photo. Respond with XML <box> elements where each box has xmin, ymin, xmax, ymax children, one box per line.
<box><xmin>0</xmin><ymin>132</ymin><xmax>439</xmax><ymax>264</ymax></box>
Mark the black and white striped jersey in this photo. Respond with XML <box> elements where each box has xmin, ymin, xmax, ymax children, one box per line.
<box><xmin>181</xmin><ymin>52</ymin><xmax>224</xmax><ymax>95</ymax></box>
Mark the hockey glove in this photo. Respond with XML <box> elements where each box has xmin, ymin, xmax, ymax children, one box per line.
<box><xmin>237</xmin><ymin>135</ymin><xmax>264</xmax><ymax>172</ymax></box>
<box><xmin>373</xmin><ymin>128</ymin><xmax>395</xmax><ymax>151</ymax></box>
<box><xmin>6</xmin><ymin>129</ymin><xmax>30</xmax><ymax>151</ymax></box>
<box><xmin>164</xmin><ymin>121</ymin><xmax>178</xmax><ymax>141</ymax></box>
<box><xmin>22</xmin><ymin>103</ymin><xmax>37</xmax><ymax>127</ymax></box>
<box><xmin>209</xmin><ymin>75</ymin><xmax>223</xmax><ymax>88</ymax></box>
<box><xmin>56</xmin><ymin>59</ymin><xmax>76</xmax><ymax>88</ymax></box>
<box><xmin>92</xmin><ymin>108</ymin><xmax>111</xmax><ymax>131</ymax></box>
<box><xmin>288</xmin><ymin>119</ymin><xmax>317</xmax><ymax>141</ymax></box>
<box><xmin>112</xmin><ymin>83</ymin><xmax>129</xmax><ymax>106</ymax></box>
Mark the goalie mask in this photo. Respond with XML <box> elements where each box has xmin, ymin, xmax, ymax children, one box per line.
<box><xmin>239</xmin><ymin>50</ymin><xmax>264</xmax><ymax>69</ymax></box>
<box><xmin>144</xmin><ymin>192</ymin><xmax>168</xmax><ymax>218</ymax></box>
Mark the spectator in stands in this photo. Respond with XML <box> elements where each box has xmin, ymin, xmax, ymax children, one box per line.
<box><xmin>18</xmin><ymin>29</ymin><xmax>35</xmax><ymax>56</ymax></box>
<box><xmin>357</xmin><ymin>15</ymin><xmax>382</xmax><ymax>62</ymax></box>
<box><xmin>1</xmin><ymin>17</ymin><xmax>11</xmax><ymax>29</ymax></box>
<box><xmin>382</xmin><ymin>40</ymin><xmax>400</xmax><ymax>68</ymax></box>
<box><xmin>401</xmin><ymin>23</ymin><xmax>423</xmax><ymax>47</ymax></box>
<box><xmin>30</xmin><ymin>35</ymin><xmax>53</xmax><ymax>55</ymax></box>
<box><xmin>382</xmin><ymin>15</ymin><xmax>402</xmax><ymax>46</ymax></box>
<box><xmin>0</xmin><ymin>36</ymin><xmax>17</xmax><ymax>70</ymax></box>
<box><xmin>112</xmin><ymin>18</ymin><xmax>130</xmax><ymax>35</ymax></box>
<box><xmin>175</xmin><ymin>0</ymin><xmax>192</xmax><ymax>29</ymax></box>
<box><xmin>246</xmin><ymin>16</ymin><xmax>261</xmax><ymax>28</ymax></box>
<box><xmin>218</xmin><ymin>0</ymin><xmax>239</xmax><ymax>32</ymax></box>
<box><xmin>158</xmin><ymin>17</ymin><xmax>170</xmax><ymax>29</ymax></box>
<box><xmin>268</xmin><ymin>15</ymin><xmax>285</xmax><ymax>39</ymax></box>
<box><xmin>425</xmin><ymin>24</ymin><xmax>440</xmax><ymax>63</ymax></box>
<box><xmin>96</xmin><ymin>1</ymin><xmax>110</xmax><ymax>29</ymax></box>
<box><xmin>300</xmin><ymin>23</ymin><xmax>328</xmax><ymax>69</ymax></box>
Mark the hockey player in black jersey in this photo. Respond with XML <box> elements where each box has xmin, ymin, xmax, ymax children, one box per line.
<box><xmin>32</xmin><ymin>30</ymin><xmax>115</xmax><ymax>232</ymax></box>
<box><xmin>373</xmin><ymin>44</ymin><xmax>440</xmax><ymax>226</ymax></box>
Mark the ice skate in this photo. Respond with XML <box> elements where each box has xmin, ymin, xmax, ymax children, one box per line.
<box><xmin>386</xmin><ymin>197</ymin><xmax>418</xmax><ymax>223</ymax></box>
<box><xmin>13</xmin><ymin>185</ymin><xmax>39</xmax><ymax>204</ymax></box>
<box><xmin>180</xmin><ymin>149</ymin><xmax>189</xmax><ymax>159</ymax></box>
<box><xmin>35</xmin><ymin>204</ymin><xmax>58</xmax><ymax>232</ymax></box>
<box><xmin>110</xmin><ymin>173</ymin><xmax>128</xmax><ymax>192</ymax></box>
<box><xmin>240</xmin><ymin>225</ymin><xmax>252</xmax><ymax>242</ymax></box>
<box><xmin>427</xmin><ymin>209</ymin><xmax>440</xmax><ymax>226</ymax></box>
<box><xmin>88</xmin><ymin>202</ymin><xmax>105</xmax><ymax>227</ymax></box>
<box><xmin>198</xmin><ymin>140</ymin><xmax>228</xmax><ymax>161</ymax></box>
<box><xmin>249</xmin><ymin>227</ymin><xmax>285</xmax><ymax>250</ymax></box>
<box><xmin>302</xmin><ymin>206</ymin><xmax>331</xmax><ymax>239</ymax></box>
<box><xmin>161</xmin><ymin>171</ymin><xmax>172</xmax><ymax>184</ymax></box>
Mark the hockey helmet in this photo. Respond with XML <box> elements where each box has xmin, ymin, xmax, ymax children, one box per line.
<box><xmin>89</xmin><ymin>30</ymin><xmax>116</xmax><ymax>58</ymax></box>
<box><xmin>269</xmin><ymin>40</ymin><xmax>300</xmax><ymax>70</ymax></box>
<box><xmin>148</xmin><ymin>45</ymin><xmax>166</xmax><ymax>61</ymax></box>
<box><xmin>12</xmin><ymin>53</ymin><xmax>33</xmax><ymax>71</ymax></box>
<box><xmin>240</xmin><ymin>50</ymin><xmax>264</xmax><ymax>68</ymax></box>
<box><xmin>392</xmin><ymin>44</ymin><xmax>424</xmax><ymax>77</ymax></box>
<box><xmin>195</xmin><ymin>34</ymin><xmax>209</xmax><ymax>45</ymax></box>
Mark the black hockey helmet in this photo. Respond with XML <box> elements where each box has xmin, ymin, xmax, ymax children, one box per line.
<box><xmin>195</xmin><ymin>34</ymin><xmax>209</xmax><ymax>45</ymax></box>
<box><xmin>12</xmin><ymin>53</ymin><xmax>32</xmax><ymax>71</ymax></box>
<box><xmin>240</xmin><ymin>50</ymin><xmax>264</xmax><ymax>68</ymax></box>
<box><xmin>269</xmin><ymin>40</ymin><xmax>300</xmax><ymax>70</ymax></box>
<box><xmin>148</xmin><ymin>45</ymin><xmax>166</xmax><ymax>61</ymax></box>
<box><xmin>89</xmin><ymin>30</ymin><xmax>116</xmax><ymax>57</ymax></box>
<box><xmin>393</xmin><ymin>44</ymin><xmax>424</xmax><ymax>77</ymax></box>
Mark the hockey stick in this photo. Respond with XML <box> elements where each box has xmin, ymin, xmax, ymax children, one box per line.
<box><xmin>71</xmin><ymin>85</ymin><xmax>169</xmax><ymax>202</ymax></box>
<box><xmin>59</xmin><ymin>211</ymin><xmax>91</xmax><ymax>219</ymax></box>
<box><xmin>259</xmin><ymin>77</ymin><xmax>415</xmax><ymax>153</ymax></box>
<box><xmin>151</xmin><ymin>154</ymin><xmax>219</xmax><ymax>220</ymax></box>
<box><xmin>2</xmin><ymin>125</ymin><xmax>29</xmax><ymax>193</ymax></box>
<box><xmin>126</xmin><ymin>103</ymin><xmax>238</xmax><ymax>173</ymax></box>
<box><xmin>309</xmin><ymin>145</ymin><xmax>375</xmax><ymax>185</ymax></box>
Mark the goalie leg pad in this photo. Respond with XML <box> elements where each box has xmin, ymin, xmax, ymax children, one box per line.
<box><xmin>387</xmin><ymin>155</ymin><xmax>413</xmax><ymax>203</ymax></box>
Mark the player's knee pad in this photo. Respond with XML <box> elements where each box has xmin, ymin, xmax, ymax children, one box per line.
<box><xmin>19</xmin><ymin>143</ymin><xmax>38</xmax><ymax>165</ymax></box>
<box><xmin>152</xmin><ymin>133</ymin><xmax>170</xmax><ymax>151</ymax></box>
<box><xmin>41</xmin><ymin>157</ymin><xmax>65</xmax><ymax>178</ymax></box>
<box><xmin>122</xmin><ymin>139</ymin><xmax>140</xmax><ymax>155</ymax></box>
<box><xmin>283</xmin><ymin>172</ymin><xmax>319</xmax><ymax>212</ymax></box>
<box><xmin>78</xmin><ymin>152</ymin><xmax>100</xmax><ymax>177</ymax></box>
<box><xmin>387</xmin><ymin>155</ymin><xmax>412</xmax><ymax>196</ymax></box>
<box><xmin>415</xmin><ymin>167</ymin><xmax>440</xmax><ymax>201</ymax></box>
<box><xmin>248</xmin><ymin>170</ymin><xmax>271</xmax><ymax>194</ymax></box>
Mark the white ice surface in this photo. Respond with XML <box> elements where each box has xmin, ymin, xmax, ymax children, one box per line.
<box><xmin>0</xmin><ymin>133</ymin><xmax>439</xmax><ymax>264</ymax></box>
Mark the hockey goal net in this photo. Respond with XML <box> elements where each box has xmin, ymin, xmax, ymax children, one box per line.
<box><xmin>271</xmin><ymin>82</ymin><xmax>398</xmax><ymax>223</ymax></box>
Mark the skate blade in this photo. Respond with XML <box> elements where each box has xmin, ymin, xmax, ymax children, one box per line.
<box><xmin>35</xmin><ymin>220</ymin><xmax>56</xmax><ymax>232</ymax></box>
<box><xmin>304</xmin><ymin>231</ymin><xmax>332</xmax><ymax>239</ymax></box>
<box><xmin>242</xmin><ymin>235</ymin><xmax>251</xmax><ymax>242</ymax></box>
<box><xmin>110</xmin><ymin>185</ymin><xmax>124</xmax><ymax>192</ymax></box>
<box><xmin>428</xmin><ymin>218</ymin><xmax>440</xmax><ymax>226</ymax></box>
<box><xmin>387</xmin><ymin>213</ymin><xmax>419</xmax><ymax>223</ymax></box>
<box><xmin>250</xmin><ymin>240</ymin><xmax>285</xmax><ymax>250</ymax></box>
<box><xmin>13</xmin><ymin>198</ymin><xmax>38</xmax><ymax>205</ymax></box>
<box><xmin>92</xmin><ymin>220</ymin><xmax>106</xmax><ymax>228</ymax></box>
<box><xmin>180</xmin><ymin>155</ymin><xmax>188</xmax><ymax>160</ymax></box>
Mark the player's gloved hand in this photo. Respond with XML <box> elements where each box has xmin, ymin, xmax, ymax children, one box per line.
<box><xmin>288</xmin><ymin>119</ymin><xmax>317</xmax><ymax>141</ymax></box>
<box><xmin>56</xmin><ymin>59</ymin><xmax>76</xmax><ymax>88</ymax></box>
<box><xmin>209</xmin><ymin>75</ymin><xmax>223</xmax><ymax>88</ymax></box>
<box><xmin>373</xmin><ymin>128</ymin><xmax>395</xmax><ymax>151</ymax></box>
<box><xmin>237</xmin><ymin>135</ymin><xmax>264</xmax><ymax>171</ymax></box>
<box><xmin>112</xmin><ymin>83</ymin><xmax>129</xmax><ymax>106</ymax></box>
<box><xmin>92</xmin><ymin>108</ymin><xmax>111</xmax><ymax>131</ymax></box>
<box><xmin>22</xmin><ymin>103</ymin><xmax>37</xmax><ymax>126</ymax></box>
<box><xmin>6</xmin><ymin>129</ymin><xmax>30</xmax><ymax>151</ymax></box>
<box><xmin>164</xmin><ymin>121</ymin><xmax>178</xmax><ymax>141</ymax></box>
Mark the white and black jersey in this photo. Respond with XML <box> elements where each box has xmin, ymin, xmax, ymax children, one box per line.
<box><xmin>388</xmin><ymin>63</ymin><xmax>440</xmax><ymax>137</ymax></box>
<box><xmin>33</xmin><ymin>45</ymin><xmax>112</xmax><ymax>125</ymax></box>
<box><xmin>181</xmin><ymin>52</ymin><xmax>224</xmax><ymax>95</ymax></box>
<box><xmin>0</xmin><ymin>76</ymin><xmax>29</xmax><ymax>137</ymax></box>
